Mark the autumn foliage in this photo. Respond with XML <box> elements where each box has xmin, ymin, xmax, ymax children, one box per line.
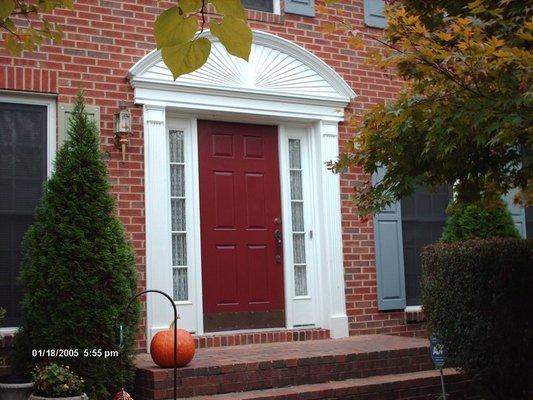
<box><xmin>326</xmin><ymin>0</ymin><xmax>532</xmax><ymax>214</ymax></box>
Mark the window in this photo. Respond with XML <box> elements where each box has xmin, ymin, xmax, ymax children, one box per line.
<box><xmin>242</xmin><ymin>0</ymin><xmax>274</xmax><ymax>12</ymax></box>
<box><xmin>375</xmin><ymin>173</ymin><xmax>528</xmax><ymax>311</ymax></box>
<box><xmin>168</xmin><ymin>129</ymin><xmax>188</xmax><ymax>301</ymax></box>
<box><xmin>400</xmin><ymin>185</ymin><xmax>452</xmax><ymax>306</ymax></box>
<box><xmin>288</xmin><ymin>139</ymin><xmax>308</xmax><ymax>296</ymax></box>
<box><xmin>0</xmin><ymin>102</ymin><xmax>48</xmax><ymax>327</ymax></box>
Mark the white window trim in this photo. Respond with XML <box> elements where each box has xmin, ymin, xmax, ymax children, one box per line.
<box><xmin>0</xmin><ymin>91</ymin><xmax>57</xmax><ymax>176</ymax></box>
<box><xmin>273</xmin><ymin>0</ymin><xmax>281</xmax><ymax>14</ymax></box>
<box><xmin>0</xmin><ymin>91</ymin><xmax>57</xmax><ymax>332</ymax></box>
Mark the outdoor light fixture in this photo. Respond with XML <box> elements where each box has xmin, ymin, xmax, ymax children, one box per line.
<box><xmin>113</xmin><ymin>106</ymin><xmax>132</xmax><ymax>161</ymax></box>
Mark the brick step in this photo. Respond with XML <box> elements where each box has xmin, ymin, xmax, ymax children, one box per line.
<box><xmin>183</xmin><ymin>369</ymin><xmax>479</xmax><ymax>400</ymax></box>
<box><xmin>134</xmin><ymin>335</ymin><xmax>435</xmax><ymax>399</ymax></box>
<box><xmin>193</xmin><ymin>328</ymin><xmax>330</xmax><ymax>349</ymax></box>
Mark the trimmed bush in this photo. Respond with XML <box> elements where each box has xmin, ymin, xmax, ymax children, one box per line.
<box><xmin>440</xmin><ymin>201</ymin><xmax>520</xmax><ymax>242</ymax></box>
<box><xmin>13</xmin><ymin>93</ymin><xmax>139</xmax><ymax>398</ymax></box>
<box><xmin>421</xmin><ymin>238</ymin><xmax>532</xmax><ymax>399</ymax></box>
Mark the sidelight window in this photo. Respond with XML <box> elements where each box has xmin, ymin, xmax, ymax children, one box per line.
<box><xmin>169</xmin><ymin>129</ymin><xmax>188</xmax><ymax>301</ymax></box>
<box><xmin>288</xmin><ymin>139</ymin><xmax>308</xmax><ymax>296</ymax></box>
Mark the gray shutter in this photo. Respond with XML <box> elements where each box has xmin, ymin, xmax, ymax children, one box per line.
<box><xmin>364</xmin><ymin>0</ymin><xmax>387</xmax><ymax>29</ymax></box>
<box><xmin>503</xmin><ymin>188</ymin><xmax>526</xmax><ymax>237</ymax></box>
<box><xmin>285</xmin><ymin>0</ymin><xmax>315</xmax><ymax>17</ymax></box>
<box><xmin>373</xmin><ymin>167</ymin><xmax>407</xmax><ymax>310</ymax></box>
<box><xmin>58</xmin><ymin>103</ymin><xmax>100</xmax><ymax>149</ymax></box>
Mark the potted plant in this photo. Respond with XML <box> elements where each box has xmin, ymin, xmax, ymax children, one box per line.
<box><xmin>0</xmin><ymin>310</ymin><xmax>34</xmax><ymax>400</ymax></box>
<box><xmin>29</xmin><ymin>364</ymin><xmax>87</xmax><ymax>400</ymax></box>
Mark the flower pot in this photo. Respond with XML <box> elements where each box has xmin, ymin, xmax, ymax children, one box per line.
<box><xmin>29</xmin><ymin>395</ymin><xmax>88</xmax><ymax>400</ymax></box>
<box><xmin>0</xmin><ymin>379</ymin><xmax>34</xmax><ymax>400</ymax></box>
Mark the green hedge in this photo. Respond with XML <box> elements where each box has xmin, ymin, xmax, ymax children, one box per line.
<box><xmin>422</xmin><ymin>238</ymin><xmax>532</xmax><ymax>400</ymax></box>
<box><xmin>440</xmin><ymin>202</ymin><xmax>520</xmax><ymax>243</ymax></box>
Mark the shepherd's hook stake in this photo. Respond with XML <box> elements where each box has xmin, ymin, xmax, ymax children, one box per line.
<box><xmin>122</xmin><ymin>290</ymin><xmax>178</xmax><ymax>400</ymax></box>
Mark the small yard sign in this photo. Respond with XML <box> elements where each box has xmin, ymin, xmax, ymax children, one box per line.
<box><xmin>430</xmin><ymin>336</ymin><xmax>446</xmax><ymax>369</ymax></box>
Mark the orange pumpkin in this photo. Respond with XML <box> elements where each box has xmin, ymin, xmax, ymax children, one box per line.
<box><xmin>150</xmin><ymin>323</ymin><xmax>196</xmax><ymax>368</ymax></box>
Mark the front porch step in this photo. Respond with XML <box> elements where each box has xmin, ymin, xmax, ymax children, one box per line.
<box><xmin>134</xmin><ymin>335</ymin><xmax>435</xmax><ymax>399</ymax></box>
<box><xmin>193</xmin><ymin>328</ymin><xmax>330</xmax><ymax>349</ymax></box>
<box><xmin>182</xmin><ymin>369</ymin><xmax>479</xmax><ymax>400</ymax></box>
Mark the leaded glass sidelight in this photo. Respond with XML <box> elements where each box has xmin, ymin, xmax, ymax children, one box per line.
<box><xmin>288</xmin><ymin>139</ymin><xmax>308</xmax><ymax>296</ymax></box>
<box><xmin>169</xmin><ymin>130</ymin><xmax>188</xmax><ymax>301</ymax></box>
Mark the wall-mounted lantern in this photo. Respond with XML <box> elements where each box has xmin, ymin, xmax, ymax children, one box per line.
<box><xmin>113</xmin><ymin>107</ymin><xmax>132</xmax><ymax>161</ymax></box>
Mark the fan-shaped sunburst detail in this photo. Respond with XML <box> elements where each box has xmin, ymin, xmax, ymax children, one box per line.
<box><xmin>129</xmin><ymin>31</ymin><xmax>356</xmax><ymax>102</ymax></box>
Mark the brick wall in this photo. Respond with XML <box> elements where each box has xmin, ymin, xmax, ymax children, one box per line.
<box><xmin>0</xmin><ymin>0</ymin><xmax>424</xmax><ymax>352</ymax></box>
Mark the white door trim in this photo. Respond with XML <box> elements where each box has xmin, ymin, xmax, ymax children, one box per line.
<box><xmin>136</xmin><ymin>30</ymin><xmax>354</xmax><ymax>340</ymax></box>
<box><xmin>144</xmin><ymin>110</ymin><xmax>350</xmax><ymax>339</ymax></box>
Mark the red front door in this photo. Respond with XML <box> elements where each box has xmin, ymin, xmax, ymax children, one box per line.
<box><xmin>198</xmin><ymin>120</ymin><xmax>285</xmax><ymax>332</ymax></box>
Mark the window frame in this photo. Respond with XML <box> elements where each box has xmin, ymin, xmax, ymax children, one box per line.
<box><xmin>243</xmin><ymin>0</ymin><xmax>280</xmax><ymax>14</ymax></box>
<box><xmin>0</xmin><ymin>91</ymin><xmax>56</xmax><ymax>334</ymax></box>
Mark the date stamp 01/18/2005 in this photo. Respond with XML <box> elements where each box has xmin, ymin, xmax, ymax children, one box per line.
<box><xmin>32</xmin><ymin>349</ymin><xmax>120</xmax><ymax>358</ymax></box>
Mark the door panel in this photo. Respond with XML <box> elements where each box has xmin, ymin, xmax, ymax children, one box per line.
<box><xmin>198</xmin><ymin>120</ymin><xmax>285</xmax><ymax>332</ymax></box>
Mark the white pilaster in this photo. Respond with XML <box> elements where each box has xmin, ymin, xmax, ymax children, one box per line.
<box><xmin>143</xmin><ymin>104</ymin><xmax>173</xmax><ymax>343</ymax></box>
<box><xmin>316</xmin><ymin>121</ymin><xmax>349</xmax><ymax>338</ymax></box>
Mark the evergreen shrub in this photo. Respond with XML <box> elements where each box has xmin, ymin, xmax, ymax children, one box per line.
<box><xmin>13</xmin><ymin>93</ymin><xmax>139</xmax><ymax>398</ymax></box>
<box><xmin>440</xmin><ymin>201</ymin><xmax>520</xmax><ymax>242</ymax></box>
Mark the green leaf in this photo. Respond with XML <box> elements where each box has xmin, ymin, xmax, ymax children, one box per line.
<box><xmin>161</xmin><ymin>37</ymin><xmax>212</xmax><ymax>80</ymax></box>
<box><xmin>210</xmin><ymin>0</ymin><xmax>246</xmax><ymax>19</ymax></box>
<box><xmin>211</xmin><ymin>16</ymin><xmax>252</xmax><ymax>61</ymax></box>
<box><xmin>0</xmin><ymin>0</ymin><xmax>16</xmax><ymax>20</ymax></box>
<box><xmin>178</xmin><ymin>0</ymin><xmax>202</xmax><ymax>13</ymax></box>
<box><xmin>154</xmin><ymin>6</ymin><xmax>198</xmax><ymax>49</ymax></box>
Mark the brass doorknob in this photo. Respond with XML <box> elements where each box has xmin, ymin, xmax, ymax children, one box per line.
<box><xmin>274</xmin><ymin>229</ymin><xmax>282</xmax><ymax>244</ymax></box>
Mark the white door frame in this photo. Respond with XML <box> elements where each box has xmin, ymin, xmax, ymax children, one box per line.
<box><xmin>133</xmin><ymin>30</ymin><xmax>355</xmax><ymax>341</ymax></box>
<box><xmin>144</xmin><ymin>106</ymin><xmax>349</xmax><ymax>340</ymax></box>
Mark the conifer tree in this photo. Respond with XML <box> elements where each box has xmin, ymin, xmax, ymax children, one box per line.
<box><xmin>13</xmin><ymin>92</ymin><xmax>139</xmax><ymax>398</ymax></box>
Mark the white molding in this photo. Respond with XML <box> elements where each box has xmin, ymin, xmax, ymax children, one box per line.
<box><xmin>129</xmin><ymin>30</ymin><xmax>355</xmax><ymax>108</ymax></box>
<box><xmin>315</xmin><ymin>121</ymin><xmax>349</xmax><ymax>338</ymax></box>
<box><xmin>143</xmin><ymin>104</ymin><xmax>171</xmax><ymax>343</ymax></box>
<box><xmin>135</xmin><ymin>86</ymin><xmax>345</xmax><ymax>122</ymax></box>
<box><xmin>404</xmin><ymin>305</ymin><xmax>422</xmax><ymax>312</ymax></box>
<box><xmin>138</xmin><ymin>31</ymin><xmax>353</xmax><ymax>339</ymax></box>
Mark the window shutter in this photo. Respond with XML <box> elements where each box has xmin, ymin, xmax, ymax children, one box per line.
<box><xmin>373</xmin><ymin>167</ymin><xmax>407</xmax><ymax>310</ymax></box>
<box><xmin>503</xmin><ymin>188</ymin><xmax>526</xmax><ymax>237</ymax></box>
<box><xmin>364</xmin><ymin>0</ymin><xmax>387</xmax><ymax>29</ymax></box>
<box><xmin>58</xmin><ymin>104</ymin><xmax>100</xmax><ymax>149</ymax></box>
<box><xmin>285</xmin><ymin>0</ymin><xmax>315</xmax><ymax>17</ymax></box>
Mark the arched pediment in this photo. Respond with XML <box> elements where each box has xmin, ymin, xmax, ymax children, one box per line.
<box><xmin>129</xmin><ymin>31</ymin><xmax>356</xmax><ymax>105</ymax></box>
